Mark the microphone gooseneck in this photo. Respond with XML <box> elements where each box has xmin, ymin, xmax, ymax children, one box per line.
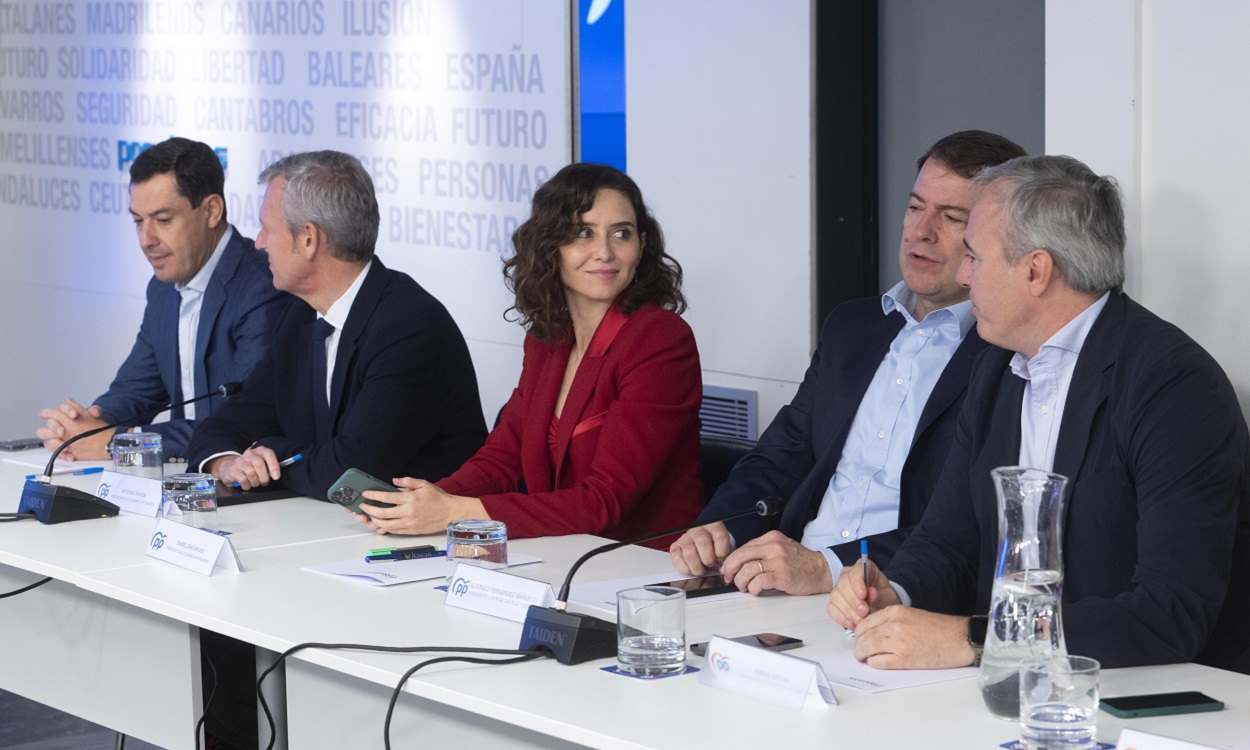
<box><xmin>553</xmin><ymin>495</ymin><xmax>783</xmax><ymax>606</ymax></box>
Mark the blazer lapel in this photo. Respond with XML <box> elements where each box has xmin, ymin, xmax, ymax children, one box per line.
<box><xmin>911</xmin><ymin>329</ymin><xmax>987</xmax><ymax>449</ymax></box>
<box><xmin>193</xmin><ymin>231</ymin><xmax>242</xmax><ymax>403</ymax></box>
<box><xmin>1051</xmin><ymin>295</ymin><xmax>1121</xmax><ymax>484</ymax></box>
<box><xmin>521</xmin><ymin>341</ymin><xmax>569</xmax><ymax>493</ymax></box>
<box><xmin>327</xmin><ymin>260</ymin><xmax>386</xmax><ymax>433</ymax></box>
<box><xmin>550</xmin><ymin>306</ymin><xmax>631</xmax><ymax>481</ymax></box>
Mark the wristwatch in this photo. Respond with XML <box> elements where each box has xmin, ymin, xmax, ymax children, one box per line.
<box><xmin>967</xmin><ymin>615</ymin><xmax>989</xmax><ymax>667</ymax></box>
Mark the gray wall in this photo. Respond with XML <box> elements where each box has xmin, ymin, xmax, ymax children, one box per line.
<box><xmin>878</xmin><ymin>0</ymin><xmax>1045</xmax><ymax>288</ymax></box>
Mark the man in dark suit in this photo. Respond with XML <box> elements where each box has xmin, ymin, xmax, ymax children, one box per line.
<box><xmin>670</xmin><ymin>131</ymin><xmax>1025</xmax><ymax>595</ymax></box>
<box><xmin>187</xmin><ymin>150</ymin><xmax>486</xmax><ymax>501</ymax></box>
<box><xmin>828</xmin><ymin>155</ymin><xmax>1250</xmax><ymax>673</ymax></box>
<box><xmin>36</xmin><ymin>137</ymin><xmax>288</xmax><ymax>461</ymax></box>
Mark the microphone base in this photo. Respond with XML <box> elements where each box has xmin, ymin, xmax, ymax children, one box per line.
<box><xmin>19</xmin><ymin>479</ymin><xmax>120</xmax><ymax>524</ymax></box>
<box><xmin>517</xmin><ymin>605</ymin><xmax>618</xmax><ymax>665</ymax></box>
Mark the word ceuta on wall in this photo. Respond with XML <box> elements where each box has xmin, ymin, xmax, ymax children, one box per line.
<box><xmin>0</xmin><ymin>0</ymin><xmax>571</xmax><ymax>353</ymax></box>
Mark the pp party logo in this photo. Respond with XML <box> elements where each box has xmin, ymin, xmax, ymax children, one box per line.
<box><xmin>149</xmin><ymin>531</ymin><xmax>166</xmax><ymax>550</ymax></box>
<box><xmin>450</xmin><ymin>577</ymin><xmax>471</xmax><ymax>596</ymax></box>
<box><xmin>710</xmin><ymin>651</ymin><xmax>730</xmax><ymax>673</ymax></box>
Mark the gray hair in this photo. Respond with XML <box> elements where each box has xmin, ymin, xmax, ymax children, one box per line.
<box><xmin>972</xmin><ymin>155</ymin><xmax>1125</xmax><ymax>294</ymax></box>
<box><xmin>258</xmin><ymin>151</ymin><xmax>379</xmax><ymax>263</ymax></box>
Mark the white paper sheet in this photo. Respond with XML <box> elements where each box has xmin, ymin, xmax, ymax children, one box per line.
<box><xmin>4</xmin><ymin>449</ymin><xmax>111</xmax><ymax>475</ymax></box>
<box><xmin>809</xmin><ymin>647</ymin><xmax>979</xmax><ymax>693</ymax></box>
<box><xmin>302</xmin><ymin>552</ymin><xmax>542</xmax><ymax>587</ymax></box>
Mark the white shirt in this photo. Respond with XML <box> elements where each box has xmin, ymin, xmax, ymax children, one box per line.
<box><xmin>174</xmin><ymin>227</ymin><xmax>231</xmax><ymax>420</ymax></box>
<box><xmin>197</xmin><ymin>259</ymin><xmax>372</xmax><ymax>472</ymax></box>
<box><xmin>1011</xmin><ymin>292</ymin><xmax>1110</xmax><ymax>471</ymax></box>
<box><xmin>801</xmin><ymin>281</ymin><xmax>974</xmax><ymax>584</ymax></box>
<box><xmin>318</xmin><ymin>259</ymin><xmax>372</xmax><ymax>403</ymax></box>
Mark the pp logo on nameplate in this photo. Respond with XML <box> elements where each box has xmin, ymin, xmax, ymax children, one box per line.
<box><xmin>698</xmin><ymin>635</ymin><xmax>838</xmax><ymax>710</ymax></box>
<box><xmin>144</xmin><ymin>517</ymin><xmax>242</xmax><ymax>576</ymax></box>
<box><xmin>442</xmin><ymin>563</ymin><xmax>554</xmax><ymax>623</ymax></box>
<box><xmin>97</xmin><ymin>470</ymin><xmax>163</xmax><ymax>517</ymax></box>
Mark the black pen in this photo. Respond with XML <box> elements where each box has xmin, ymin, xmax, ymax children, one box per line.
<box><xmin>860</xmin><ymin>539</ymin><xmax>872</xmax><ymax>590</ymax></box>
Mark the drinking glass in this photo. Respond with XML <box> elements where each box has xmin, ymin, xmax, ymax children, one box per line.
<box><xmin>1019</xmin><ymin>655</ymin><xmax>1100</xmax><ymax>750</ymax></box>
<box><xmin>446</xmin><ymin>519</ymin><xmax>508</xmax><ymax>568</ymax></box>
<box><xmin>161</xmin><ymin>473</ymin><xmax>218</xmax><ymax>530</ymax></box>
<box><xmin>616</xmin><ymin>586</ymin><xmax>686</xmax><ymax>677</ymax></box>
<box><xmin>110</xmin><ymin>432</ymin><xmax>163</xmax><ymax>480</ymax></box>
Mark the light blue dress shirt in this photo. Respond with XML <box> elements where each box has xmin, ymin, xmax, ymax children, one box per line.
<box><xmin>174</xmin><ymin>226</ymin><xmax>232</xmax><ymax>421</ymax></box>
<box><xmin>1012</xmin><ymin>292</ymin><xmax>1109</xmax><ymax>471</ymax></box>
<box><xmin>801</xmin><ymin>281</ymin><xmax>974</xmax><ymax>584</ymax></box>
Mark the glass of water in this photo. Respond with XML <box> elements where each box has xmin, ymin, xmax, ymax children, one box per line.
<box><xmin>161</xmin><ymin>473</ymin><xmax>219</xmax><ymax>530</ymax></box>
<box><xmin>1019</xmin><ymin>655</ymin><xmax>1100</xmax><ymax>750</ymax></box>
<box><xmin>616</xmin><ymin>586</ymin><xmax>686</xmax><ymax>678</ymax></box>
<box><xmin>446</xmin><ymin>519</ymin><xmax>508</xmax><ymax>569</ymax></box>
<box><xmin>110</xmin><ymin>432</ymin><xmax>163</xmax><ymax>479</ymax></box>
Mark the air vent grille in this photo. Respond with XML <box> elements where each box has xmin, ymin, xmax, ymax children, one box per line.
<box><xmin>699</xmin><ymin>384</ymin><xmax>758</xmax><ymax>442</ymax></box>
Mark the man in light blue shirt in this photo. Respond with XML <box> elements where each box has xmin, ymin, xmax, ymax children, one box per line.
<box><xmin>671</xmin><ymin>130</ymin><xmax>1025</xmax><ymax>595</ymax></box>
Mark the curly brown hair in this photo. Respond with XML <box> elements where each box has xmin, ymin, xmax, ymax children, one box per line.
<box><xmin>503</xmin><ymin>163</ymin><xmax>686</xmax><ymax>342</ymax></box>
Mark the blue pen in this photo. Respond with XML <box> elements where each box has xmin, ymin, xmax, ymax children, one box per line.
<box><xmin>231</xmin><ymin>453</ymin><xmax>305</xmax><ymax>487</ymax></box>
<box><xmin>860</xmin><ymin>538</ymin><xmax>871</xmax><ymax>590</ymax></box>
<box><xmin>26</xmin><ymin>466</ymin><xmax>104</xmax><ymax>480</ymax></box>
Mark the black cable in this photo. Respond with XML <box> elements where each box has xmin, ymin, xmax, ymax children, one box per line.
<box><xmin>0</xmin><ymin>576</ymin><xmax>52</xmax><ymax>599</ymax></box>
<box><xmin>193</xmin><ymin>650</ymin><xmax>218</xmax><ymax>750</ymax></box>
<box><xmin>383</xmin><ymin>653</ymin><xmax>543</xmax><ymax>749</ymax></box>
<box><xmin>256</xmin><ymin>643</ymin><xmax>549</xmax><ymax>750</ymax></box>
<box><xmin>0</xmin><ymin>513</ymin><xmax>36</xmax><ymax>522</ymax></box>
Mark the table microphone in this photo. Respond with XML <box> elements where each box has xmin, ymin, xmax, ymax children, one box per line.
<box><xmin>16</xmin><ymin>383</ymin><xmax>243</xmax><ymax>524</ymax></box>
<box><xmin>517</xmin><ymin>496</ymin><xmax>784</xmax><ymax>665</ymax></box>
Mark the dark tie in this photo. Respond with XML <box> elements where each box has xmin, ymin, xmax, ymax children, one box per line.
<box><xmin>311</xmin><ymin>318</ymin><xmax>336</xmax><ymax>438</ymax></box>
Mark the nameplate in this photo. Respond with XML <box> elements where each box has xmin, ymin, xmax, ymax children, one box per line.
<box><xmin>698</xmin><ymin>635</ymin><xmax>838</xmax><ymax>710</ymax></box>
<box><xmin>97</xmin><ymin>470</ymin><xmax>162</xmax><ymax>517</ymax></box>
<box><xmin>1116</xmin><ymin>730</ymin><xmax>1219</xmax><ymax>750</ymax></box>
<box><xmin>145</xmin><ymin>518</ymin><xmax>241</xmax><ymax>576</ymax></box>
<box><xmin>443</xmin><ymin>563</ymin><xmax>554</xmax><ymax>623</ymax></box>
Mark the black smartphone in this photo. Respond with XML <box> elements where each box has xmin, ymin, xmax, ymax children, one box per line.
<box><xmin>0</xmin><ymin>437</ymin><xmax>43</xmax><ymax>451</ymax></box>
<box><xmin>651</xmin><ymin>574</ymin><xmax>737</xmax><ymax>599</ymax></box>
<box><xmin>327</xmin><ymin>468</ymin><xmax>399</xmax><ymax>512</ymax></box>
<box><xmin>690</xmin><ymin>633</ymin><xmax>803</xmax><ymax>657</ymax></box>
<box><xmin>1099</xmin><ymin>691</ymin><xmax>1224</xmax><ymax>718</ymax></box>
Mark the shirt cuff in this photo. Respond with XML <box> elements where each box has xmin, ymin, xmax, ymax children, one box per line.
<box><xmin>198</xmin><ymin>451</ymin><xmax>241</xmax><ymax>473</ymax></box>
<box><xmin>820</xmin><ymin>547</ymin><xmax>845</xmax><ymax>588</ymax></box>
<box><xmin>890</xmin><ymin>581</ymin><xmax>912</xmax><ymax>607</ymax></box>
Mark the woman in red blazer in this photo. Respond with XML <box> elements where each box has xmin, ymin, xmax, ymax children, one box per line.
<box><xmin>356</xmin><ymin>163</ymin><xmax>703</xmax><ymax>546</ymax></box>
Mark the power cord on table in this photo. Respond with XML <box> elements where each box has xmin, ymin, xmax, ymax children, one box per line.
<box><xmin>193</xmin><ymin>650</ymin><xmax>218</xmax><ymax>750</ymax></box>
<box><xmin>255</xmin><ymin>642</ymin><xmax>549</xmax><ymax>750</ymax></box>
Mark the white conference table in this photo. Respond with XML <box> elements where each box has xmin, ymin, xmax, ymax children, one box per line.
<box><xmin>3</xmin><ymin>458</ymin><xmax>1249</xmax><ymax>749</ymax></box>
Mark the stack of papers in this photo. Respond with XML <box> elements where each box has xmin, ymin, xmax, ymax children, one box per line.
<box><xmin>303</xmin><ymin>552</ymin><xmax>542</xmax><ymax>587</ymax></box>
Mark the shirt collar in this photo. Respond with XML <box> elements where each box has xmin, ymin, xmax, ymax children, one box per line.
<box><xmin>321</xmin><ymin>259</ymin><xmax>373</xmax><ymax>331</ymax></box>
<box><xmin>1010</xmin><ymin>291</ymin><xmax>1111</xmax><ymax>378</ymax></box>
<box><xmin>177</xmin><ymin>225</ymin><xmax>233</xmax><ymax>294</ymax></box>
<box><xmin>881</xmin><ymin>280</ymin><xmax>975</xmax><ymax>336</ymax></box>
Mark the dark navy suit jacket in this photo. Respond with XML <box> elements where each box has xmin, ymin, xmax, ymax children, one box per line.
<box><xmin>697</xmin><ymin>296</ymin><xmax>987</xmax><ymax>570</ymax></box>
<box><xmin>186</xmin><ymin>258</ymin><xmax>488</xmax><ymax>501</ymax></box>
<box><xmin>888</xmin><ymin>292</ymin><xmax>1250</xmax><ymax>671</ymax></box>
<box><xmin>93</xmin><ymin>228</ymin><xmax>288</xmax><ymax>459</ymax></box>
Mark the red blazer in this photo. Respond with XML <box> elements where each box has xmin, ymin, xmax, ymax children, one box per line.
<box><xmin>438</xmin><ymin>304</ymin><xmax>703</xmax><ymax>547</ymax></box>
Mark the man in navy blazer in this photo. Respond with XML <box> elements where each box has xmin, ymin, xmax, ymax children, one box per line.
<box><xmin>829</xmin><ymin>155</ymin><xmax>1250</xmax><ymax>674</ymax></box>
<box><xmin>187</xmin><ymin>150</ymin><xmax>486</xmax><ymax>501</ymax></box>
<box><xmin>36</xmin><ymin>137</ymin><xmax>288</xmax><ymax>460</ymax></box>
<box><xmin>671</xmin><ymin>131</ymin><xmax>1025</xmax><ymax>596</ymax></box>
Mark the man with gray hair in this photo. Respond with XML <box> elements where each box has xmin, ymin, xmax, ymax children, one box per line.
<box><xmin>828</xmin><ymin>154</ymin><xmax>1250</xmax><ymax>674</ymax></box>
<box><xmin>187</xmin><ymin>150</ymin><xmax>487</xmax><ymax>500</ymax></box>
